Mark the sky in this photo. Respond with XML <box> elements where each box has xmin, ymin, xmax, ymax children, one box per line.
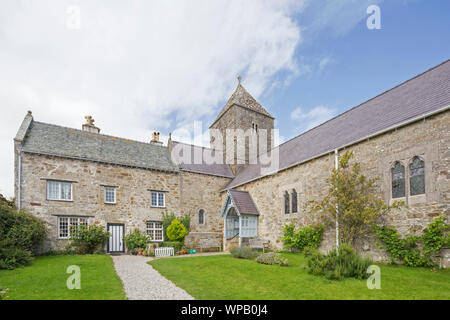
<box><xmin>0</xmin><ymin>0</ymin><xmax>449</xmax><ymax>198</ymax></box>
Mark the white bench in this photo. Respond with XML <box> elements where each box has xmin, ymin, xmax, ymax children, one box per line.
<box><xmin>155</xmin><ymin>247</ymin><xmax>174</xmax><ymax>257</ymax></box>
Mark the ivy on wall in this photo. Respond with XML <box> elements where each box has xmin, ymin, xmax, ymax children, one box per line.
<box><xmin>373</xmin><ymin>215</ymin><xmax>449</xmax><ymax>267</ymax></box>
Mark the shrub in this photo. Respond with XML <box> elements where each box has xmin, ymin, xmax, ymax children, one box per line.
<box><xmin>256</xmin><ymin>252</ymin><xmax>289</xmax><ymax>266</ymax></box>
<box><xmin>69</xmin><ymin>225</ymin><xmax>110</xmax><ymax>254</ymax></box>
<box><xmin>305</xmin><ymin>243</ymin><xmax>373</xmax><ymax>280</ymax></box>
<box><xmin>0</xmin><ymin>204</ymin><xmax>46</xmax><ymax>269</ymax></box>
<box><xmin>162</xmin><ymin>212</ymin><xmax>190</xmax><ymax>241</ymax></box>
<box><xmin>0</xmin><ymin>247</ymin><xmax>33</xmax><ymax>270</ymax></box>
<box><xmin>230</xmin><ymin>246</ymin><xmax>259</xmax><ymax>260</ymax></box>
<box><xmin>124</xmin><ymin>229</ymin><xmax>149</xmax><ymax>251</ymax></box>
<box><xmin>161</xmin><ymin>241</ymin><xmax>183</xmax><ymax>252</ymax></box>
<box><xmin>0</xmin><ymin>286</ymin><xmax>9</xmax><ymax>300</ymax></box>
<box><xmin>281</xmin><ymin>223</ymin><xmax>323</xmax><ymax>251</ymax></box>
<box><xmin>373</xmin><ymin>215</ymin><xmax>449</xmax><ymax>267</ymax></box>
<box><xmin>166</xmin><ymin>219</ymin><xmax>188</xmax><ymax>242</ymax></box>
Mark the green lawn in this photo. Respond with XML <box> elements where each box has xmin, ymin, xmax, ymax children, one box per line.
<box><xmin>0</xmin><ymin>254</ymin><xmax>126</xmax><ymax>300</ymax></box>
<box><xmin>149</xmin><ymin>253</ymin><xmax>450</xmax><ymax>300</ymax></box>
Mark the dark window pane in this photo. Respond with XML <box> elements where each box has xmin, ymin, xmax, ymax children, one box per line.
<box><xmin>410</xmin><ymin>157</ymin><xmax>425</xmax><ymax>195</ymax></box>
<box><xmin>284</xmin><ymin>191</ymin><xmax>290</xmax><ymax>214</ymax></box>
<box><xmin>392</xmin><ymin>162</ymin><xmax>405</xmax><ymax>198</ymax></box>
<box><xmin>291</xmin><ymin>189</ymin><xmax>298</xmax><ymax>213</ymax></box>
<box><xmin>199</xmin><ymin>209</ymin><xmax>204</xmax><ymax>224</ymax></box>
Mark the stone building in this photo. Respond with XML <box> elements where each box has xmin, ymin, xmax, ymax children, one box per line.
<box><xmin>14</xmin><ymin>60</ymin><xmax>450</xmax><ymax>261</ymax></box>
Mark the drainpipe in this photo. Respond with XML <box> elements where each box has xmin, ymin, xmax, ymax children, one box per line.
<box><xmin>334</xmin><ymin>149</ymin><xmax>339</xmax><ymax>254</ymax></box>
<box><xmin>17</xmin><ymin>145</ymin><xmax>23</xmax><ymax>210</ymax></box>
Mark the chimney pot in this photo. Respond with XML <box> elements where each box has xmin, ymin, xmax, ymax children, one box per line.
<box><xmin>150</xmin><ymin>131</ymin><xmax>163</xmax><ymax>145</ymax></box>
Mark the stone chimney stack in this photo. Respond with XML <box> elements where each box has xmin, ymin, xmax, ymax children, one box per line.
<box><xmin>150</xmin><ymin>131</ymin><xmax>163</xmax><ymax>145</ymax></box>
<box><xmin>82</xmin><ymin>116</ymin><xmax>100</xmax><ymax>134</ymax></box>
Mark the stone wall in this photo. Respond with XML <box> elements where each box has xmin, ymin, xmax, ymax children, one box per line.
<box><xmin>179</xmin><ymin>171</ymin><xmax>230</xmax><ymax>234</ymax></box>
<box><xmin>18</xmin><ymin>152</ymin><xmax>232</xmax><ymax>251</ymax></box>
<box><xmin>235</xmin><ymin>110</ymin><xmax>450</xmax><ymax>260</ymax></box>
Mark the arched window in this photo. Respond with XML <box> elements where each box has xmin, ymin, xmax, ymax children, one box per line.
<box><xmin>392</xmin><ymin>162</ymin><xmax>405</xmax><ymax>198</ymax></box>
<box><xmin>291</xmin><ymin>189</ymin><xmax>298</xmax><ymax>213</ymax></box>
<box><xmin>284</xmin><ymin>191</ymin><xmax>290</xmax><ymax>214</ymax></box>
<box><xmin>410</xmin><ymin>157</ymin><xmax>425</xmax><ymax>196</ymax></box>
<box><xmin>199</xmin><ymin>209</ymin><xmax>204</xmax><ymax>224</ymax></box>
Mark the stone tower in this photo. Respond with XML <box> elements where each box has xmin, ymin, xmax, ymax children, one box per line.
<box><xmin>209</xmin><ymin>78</ymin><xmax>274</xmax><ymax>175</ymax></box>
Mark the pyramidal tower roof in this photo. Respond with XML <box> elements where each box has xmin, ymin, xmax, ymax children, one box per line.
<box><xmin>210</xmin><ymin>77</ymin><xmax>274</xmax><ymax>127</ymax></box>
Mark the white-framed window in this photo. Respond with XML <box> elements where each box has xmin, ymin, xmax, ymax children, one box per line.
<box><xmin>146</xmin><ymin>221</ymin><xmax>163</xmax><ymax>241</ymax></box>
<box><xmin>150</xmin><ymin>191</ymin><xmax>165</xmax><ymax>208</ymax></box>
<box><xmin>104</xmin><ymin>186</ymin><xmax>116</xmax><ymax>204</ymax></box>
<box><xmin>47</xmin><ymin>180</ymin><xmax>73</xmax><ymax>201</ymax></box>
<box><xmin>58</xmin><ymin>216</ymin><xmax>88</xmax><ymax>239</ymax></box>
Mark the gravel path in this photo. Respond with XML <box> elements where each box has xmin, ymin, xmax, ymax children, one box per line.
<box><xmin>111</xmin><ymin>255</ymin><xmax>194</xmax><ymax>300</ymax></box>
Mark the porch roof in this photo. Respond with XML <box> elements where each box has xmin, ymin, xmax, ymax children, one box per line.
<box><xmin>227</xmin><ymin>189</ymin><xmax>259</xmax><ymax>216</ymax></box>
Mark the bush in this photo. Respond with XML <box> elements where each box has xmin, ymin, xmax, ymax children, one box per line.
<box><xmin>0</xmin><ymin>204</ymin><xmax>46</xmax><ymax>269</ymax></box>
<box><xmin>69</xmin><ymin>225</ymin><xmax>110</xmax><ymax>254</ymax></box>
<box><xmin>162</xmin><ymin>212</ymin><xmax>190</xmax><ymax>241</ymax></box>
<box><xmin>305</xmin><ymin>243</ymin><xmax>373</xmax><ymax>280</ymax></box>
<box><xmin>161</xmin><ymin>241</ymin><xmax>183</xmax><ymax>252</ymax></box>
<box><xmin>230</xmin><ymin>246</ymin><xmax>259</xmax><ymax>260</ymax></box>
<box><xmin>0</xmin><ymin>286</ymin><xmax>9</xmax><ymax>300</ymax></box>
<box><xmin>256</xmin><ymin>252</ymin><xmax>289</xmax><ymax>266</ymax></box>
<box><xmin>124</xmin><ymin>229</ymin><xmax>149</xmax><ymax>251</ymax></box>
<box><xmin>0</xmin><ymin>247</ymin><xmax>33</xmax><ymax>270</ymax></box>
<box><xmin>281</xmin><ymin>223</ymin><xmax>323</xmax><ymax>251</ymax></box>
<box><xmin>166</xmin><ymin>219</ymin><xmax>188</xmax><ymax>242</ymax></box>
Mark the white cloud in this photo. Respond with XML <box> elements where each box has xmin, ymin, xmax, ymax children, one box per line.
<box><xmin>0</xmin><ymin>0</ymin><xmax>305</xmax><ymax>197</ymax></box>
<box><xmin>291</xmin><ymin>105</ymin><xmax>337</xmax><ymax>133</ymax></box>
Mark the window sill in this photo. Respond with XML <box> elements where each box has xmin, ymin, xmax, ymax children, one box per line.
<box><xmin>151</xmin><ymin>206</ymin><xmax>166</xmax><ymax>209</ymax></box>
<box><xmin>47</xmin><ymin>199</ymin><xmax>74</xmax><ymax>203</ymax></box>
<box><xmin>104</xmin><ymin>202</ymin><xmax>116</xmax><ymax>205</ymax></box>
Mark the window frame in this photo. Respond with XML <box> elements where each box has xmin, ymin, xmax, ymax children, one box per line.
<box><xmin>409</xmin><ymin>156</ymin><xmax>425</xmax><ymax>196</ymax></box>
<box><xmin>150</xmin><ymin>191</ymin><xmax>166</xmax><ymax>208</ymax></box>
<box><xmin>57</xmin><ymin>216</ymin><xmax>88</xmax><ymax>239</ymax></box>
<box><xmin>391</xmin><ymin>161</ymin><xmax>406</xmax><ymax>199</ymax></box>
<box><xmin>291</xmin><ymin>189</ymin><xmax>298</xmax><ymax>213</ymax></box>
<box><xmin>104</xmin><ymin>186</ymin><xmax>117</xmax><ymax>204</ymax></box>
<box><xmin>47</xmin><ymin>180</ymin><xmax>73</xmax><ymax>202</ymax></box>
<box><xmin>199</xmin><ymin>209</ymin><xmax>205</xmax><ymax>224</ymax></box>
<box><xmin>284</xmin><ymin>191</ymin><xmax>290</xmax><ymax>214</ymax></box>
<box><xmin>146</xmin><ymin>221</ymin><xmax>163</xmax><ymax>242</ymax></box>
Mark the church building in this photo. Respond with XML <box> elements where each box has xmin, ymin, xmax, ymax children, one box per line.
<box><xmin>14</xmin><ymin>60</ymin><xmax>450</xmax><ymax>259</ymax></box>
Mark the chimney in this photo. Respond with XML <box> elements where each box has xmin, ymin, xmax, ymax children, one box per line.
<box><xmin>150</xmin><ymin>131</ymin><xmax>163</xmax><ymax>145</ymax></box>
<box><xmin>82</xmin><ymin>115</ymin><xmax>100</xmax><ymax>134</ymax></box>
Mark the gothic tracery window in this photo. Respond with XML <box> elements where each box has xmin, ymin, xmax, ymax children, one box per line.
<box><xmin>392</xmin><ymin>162</ymin><xmax>405</xmax><ymax>198</ymax></box>
<box><xmin>410</xmin><ymin>156</ymin><xmax>425</xmax><ymax>196</ymax></box>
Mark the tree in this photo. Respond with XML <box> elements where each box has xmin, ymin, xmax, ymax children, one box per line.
<box><xmin>309</xmin><ymin>151</ymin><xmax>403</xmax><ymax>247</ymax></box>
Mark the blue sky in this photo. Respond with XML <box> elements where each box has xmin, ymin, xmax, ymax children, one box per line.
<box><xmin>0</xmin><ymin>0</ymin><xmax>449</xmax><ymax>197</ymax></box>
<box><xmin>257</xmin><ymin>0</ymin><xmax>450</xmax><ymax>140</ymax></box>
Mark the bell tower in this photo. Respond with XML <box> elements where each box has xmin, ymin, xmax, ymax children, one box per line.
<box><xmin>209</xmin><ymin>77</ymin><xmax>274</xmax><ymax>175</ymax></box>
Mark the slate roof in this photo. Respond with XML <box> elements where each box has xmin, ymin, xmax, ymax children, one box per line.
<box><xmin>210</xmin><ymin>82</ymin><xmax>274</xmax><ymax>127</ymax></box>
<box><xmin>225</xmin><ymin>59</ymin><xmax>450</xmax><ymax>190</ymax></box>
<box><xmin>21</xmin><ymin>121</ymin><xmax>179</xmax><ymax>172</ymax></box>
<box><xmin>228</xmin><ymin>189</ymin><xmax>260</xmax><ymax>215</ymax></box>
<box><xmin>171</xmin><ymin>141</ymin><xmax>234</xmax><ymax>178</ymax></box>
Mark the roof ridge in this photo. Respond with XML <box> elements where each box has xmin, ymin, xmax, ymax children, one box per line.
<box><xmin>276</xmin><ymin>59</ymin><xmax>450</xmax><ymax>149</ymax></box>
<box><xmin>172</xmin><ymin>140</ymin><xmax>218</xmax><ymax>152</ymax></box>
<box><xmin>33</xmin><ymin>121</ymin><xmax>168</xmax><ymax>149</ymax></box>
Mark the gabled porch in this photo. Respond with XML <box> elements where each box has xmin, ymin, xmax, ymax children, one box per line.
<box><xmin>220</xmin><ymin>189</ymin><xmax>260</xmax><ymax>250</ymax></box>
